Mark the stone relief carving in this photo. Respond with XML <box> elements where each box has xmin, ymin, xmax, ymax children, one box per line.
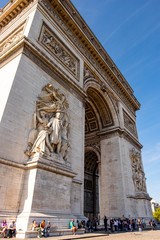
<box><xmin>84</xmin><ymin>66</ymin><xmax>95</xmax><ymax>80</ymax></box>
<box><xmin>25</xmin><ymin>84</ymin><xmax>70</xmax><ymax>161</ymax></box>
<box><xmin>123</xmin><ymin>110</ymin><xmax>138</xmax><ymax>137</ymax></box>
<box><xmin>130</xmin><ymin>148</ymin><xmax>147</xmax><ymax>192</ymax></box>
<box><xmin>38</xmin><ymin>23</ymin><xmax>79</xmax><ymax>77</ymax></box>
<box><xmin>84</xmin><ymin>65</ymin><xmax>103</xmax><ymax>88</ymax></box>
<box><xmin>0</xmin><ymin>21</ymin><xmax>26</xmax><ymax>55</ymax></box>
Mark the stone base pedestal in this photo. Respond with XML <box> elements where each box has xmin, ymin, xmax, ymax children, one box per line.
<box><xmin>15</xmin><ymin>155</ymin><xmax>83</xmax><ymax>235</ymax></box>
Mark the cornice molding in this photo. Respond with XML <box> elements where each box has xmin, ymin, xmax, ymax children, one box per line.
<box><xmin>85</xmin><ymin>126</ymin><xmax>142</xmax><ymax>150</ymax></box>
<box><xmin>0</xmin><ymin>157</ymin><xmax>25</xmax><ymax>170</ymax></box>
<box><xmin>96</xmin><ymin>126</ymin><xmax>143</xmax><ymax>150</ymax></box>
<box><xmin>0</xmin><ymin>156</ymin><xmax>77</xmax><ymax>178</ymax></box>
<box><xmin>26</xmin><ymin>157</ymin><xmax>77</xmax><ymax>178</ymax></box>
<box><xmin>127</xmin><ymin>193</ymin><xmax>152</xmax><ymax>201</ymax></box>
<box><xmin>0</xmin><ymin>0</ymin><xmax>34</xmax><ymax>29</ymax></box>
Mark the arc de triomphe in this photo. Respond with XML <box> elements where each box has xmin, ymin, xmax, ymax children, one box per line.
<box><xmin>0</xmin><ymin>0</ymin><xmax>152</xmax><ymax>237</ymax></box>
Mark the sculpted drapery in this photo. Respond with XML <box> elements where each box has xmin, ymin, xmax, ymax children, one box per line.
<box><xmin>25</xmin><ymin>84</ymin><xmax>70</xmax><ymax>161</ymax></box>
<box><xmin>130</xmin><ymin>148</ymin><xmax>147</xmax><ymax>192</ymax></box>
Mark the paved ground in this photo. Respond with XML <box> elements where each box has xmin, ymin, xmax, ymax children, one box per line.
<box><xmin>18</xmin><ymin>230</ymin><xmax>160</xmax><ymax>240</ymax></box>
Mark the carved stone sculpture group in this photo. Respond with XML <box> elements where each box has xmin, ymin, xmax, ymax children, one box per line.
<box><xmin>130</xmin><ymin>148</ymin><xmax>146</xmax><ymax>192</ymax></box>
<box><xmin>25</xmin><ymin>84</ymin><xmax>70</xmax><ymax>161</ymax></box>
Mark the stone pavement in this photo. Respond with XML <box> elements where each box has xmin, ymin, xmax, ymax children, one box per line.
<box><xmin>16</xmin><ymin>230</ymin><xmax>160</xmax><ymax>240</ymax></box>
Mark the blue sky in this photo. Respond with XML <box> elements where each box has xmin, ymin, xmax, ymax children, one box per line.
<box><xmin>1</xmin><ymin>0</ymin><xmax>160</xmax><ymax>202</ymax></box>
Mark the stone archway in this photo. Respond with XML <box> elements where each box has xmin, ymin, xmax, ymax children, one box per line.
<box><xmin>84</xmin><ymin>85</ymin><xmax>116</xmax><ymax>219</ymax></box>
<box><xmin>84</xmin><ymin>149</ymin><xmax>99</xmax><ymax>219</ymax></box>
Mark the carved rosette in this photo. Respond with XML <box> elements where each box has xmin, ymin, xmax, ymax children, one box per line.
<box><xmin>25</xmin><ymin>84</ymin><xmax>70</xmax><ymax>161</ymax></box>
<box><xmin>130</xmin><ymin>148</ymin><xmax>147</xmax><ymax>193</ymax></box>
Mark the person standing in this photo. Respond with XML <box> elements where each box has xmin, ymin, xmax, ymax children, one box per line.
<box><xmin>104</xmin><ymin>216</ymin><xmax>108</xmax><ymax>232</ymax></box>
<box><xmin>114</xmin><ymin>219</ymin><xmax>118</xmax><ymax>231</ymax></box>
<box><xmin>110</xmin><ymin>219</ymin><xmax>114</xmax><ymax>232</ymax></box>
<box><xmin>149</xmin><ymin>219</ymin><xmax>153</xmax><ymax>230</ymax></box>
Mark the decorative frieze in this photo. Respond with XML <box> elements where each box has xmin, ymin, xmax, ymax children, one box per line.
<box><xmin>38</xmin><ymin>23</ymin><xmax>79</xmax><ymax>78</ymax></box>
<box><xmin>130</xmin><ymin>148</ymin><xmax>147</xmax><ymax>193</ymax></box>
<box><xmin>123</xmin><ymin>110</ymin><xmax>137</xmax><ymax>137</ymax></box>
<box><xmin>0</xmin><ymin>20</ymin><xmax>26</xmax><ymax>56</ymax></box>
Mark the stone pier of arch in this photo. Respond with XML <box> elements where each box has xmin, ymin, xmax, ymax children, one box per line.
<box><xmin>0</xmin><ymin>0</ymin><xmax>152</xmax><ymax>237</ymax></box>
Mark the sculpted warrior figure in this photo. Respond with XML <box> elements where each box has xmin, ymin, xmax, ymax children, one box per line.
<box><xmin>48</xmin><ymin>112</ymin><xmax>63</xmax><ymax>154</ymax></box>
<box><xmin>25</xmin><ymin>84</ymin><xmax>70</xmax><ymax>161</ymax></box>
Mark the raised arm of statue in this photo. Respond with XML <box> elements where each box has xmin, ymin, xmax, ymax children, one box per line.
<box><xmin>36</xmin><ymin>111</ymin><xmax>45</xmax><ymax>124</ymax></box>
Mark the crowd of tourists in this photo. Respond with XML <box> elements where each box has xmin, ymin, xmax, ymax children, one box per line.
<box><xmin>0</xmin><ymin>217</ymin><xmax>157</xmax><ymax>238</ymax></box>
<box><xmin>106</xmin><ymin>217</ymin><xmax>147</xmax><ymax>232</ymax></box>
<box><xmin>106</xmin><ymin>218</ymin><xmax>157</xmax><ymax>232</ymax></box>
<box><xmin>70</xmin><ymin>217</ymin><xmax>158</xmax><ymax>233</ymax></box>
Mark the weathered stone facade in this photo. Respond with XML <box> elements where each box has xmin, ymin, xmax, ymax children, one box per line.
<box><xmin>0</xmin><ymin>0</ymin><xmax>152</xmax><ymax>237</ymax></box>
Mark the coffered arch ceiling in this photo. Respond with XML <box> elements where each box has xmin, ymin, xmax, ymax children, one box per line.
<box><xmin>85</xmin><ymin>87</ymin><xmax>114</xmax><ymax>134</ymax></box>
